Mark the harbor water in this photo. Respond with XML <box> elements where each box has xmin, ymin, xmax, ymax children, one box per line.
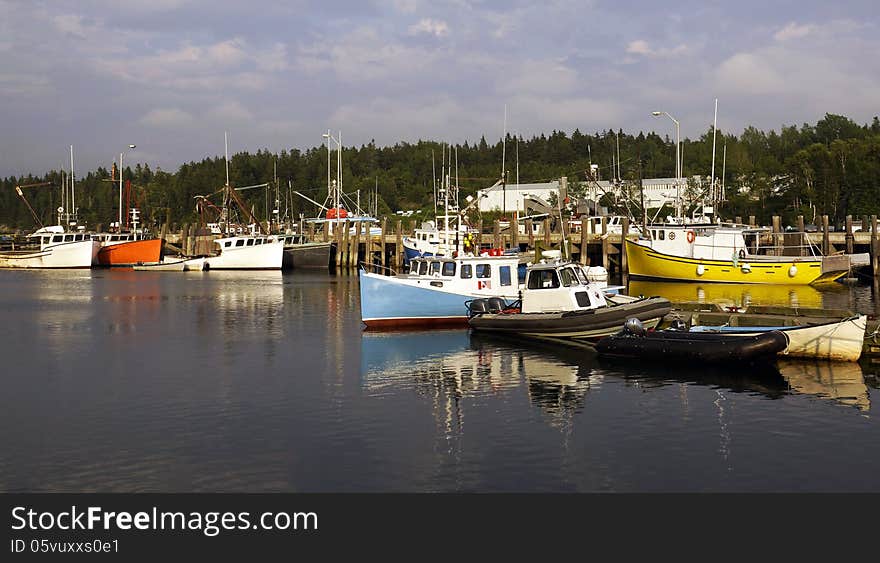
<box><xmin>2</xmin><ymin>270</ymin><xmax>880</xmax><ymax>492</ymax></box>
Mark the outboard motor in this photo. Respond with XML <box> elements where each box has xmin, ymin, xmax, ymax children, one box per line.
<box><xmin>669</xmin><ymin>319</ymin><xmax>688</xmax><ymax>332</ymax></box>
<box><xmin>623</xmin><ymin>317</ymin><xmax>646</xmax><ymax>336</ymax></box>
<box><xmin>467</xmin><ymin>298</ymin><xmax>490</xmax><ymax>317</ymax></box>
<box><xmin>486</xmin><ymin>297</ymin><xmax>507</xmax><ymax>313</ymax></box>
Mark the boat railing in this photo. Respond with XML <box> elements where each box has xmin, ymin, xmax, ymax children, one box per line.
<box><xmin>360</xmin><ymin>261</ymin><xmax>399</xmax><ymax>276</ymax></box>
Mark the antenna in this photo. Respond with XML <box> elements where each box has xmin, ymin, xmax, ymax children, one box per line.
<box><xmin>501</xmin><ymin>104</ymin><xmax>507</xmax><ymax>214</ymax></box>
<box><xmin>710</xmin><ymin>98</ymin><xmax>718</xmax><ymax>204</ymax></box>
<box><xmin>69</xmin><ymin>145</ymin><xmax>75</xmax><ymax>227</ymax></box>
<box><xmin>616</xmin><ymin>130</ymin><xmax>621</xmax><ymax>182</ymax></box>
<box><xmin>432</xmin><ymin>149</ymin><xmax>437</xmax><ymax>221</ymax></box>
<box><xmin>224</xmin><ymin>131</ymin><xmax>229</xmax><ymax>187</ymax></box>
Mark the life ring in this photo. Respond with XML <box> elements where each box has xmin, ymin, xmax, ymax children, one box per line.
<box><xmin>686</xmin><ymin>230</ymin><xmax>695</xmax><ymax>243</ymax></box>
<box><xmin>668</xmin><ymin>231</ymin><xmax>676</xmax><ymax>240</ymax></box>
<box><xmin>738</xmin><ymin>249</ymin><xmax>746</xmax><ymax>260</ymax></box>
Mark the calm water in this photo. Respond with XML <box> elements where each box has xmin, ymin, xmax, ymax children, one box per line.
<box><xmin>2</xmin><ymin>269</ymin><xmax>880</xmax><ymax>492</ymax></box>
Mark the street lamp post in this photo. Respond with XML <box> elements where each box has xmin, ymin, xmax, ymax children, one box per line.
<box><xmin>118</xmin><ymin>144</ymin><xmax>136</xmax><ymax>229</ymax></box>
<box><xmin>652</xmin><ymin>111</ymin><xmax>681</xmax><ymax>219</ymax></box>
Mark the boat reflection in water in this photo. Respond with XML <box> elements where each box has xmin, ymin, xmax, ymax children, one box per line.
<box><xmin>627</xmin><ymin>279</ymin><xmax>832</xmax><ymax>310</ymax></box>
<box><xmin>360</xmin><ymin>330</ymin><xmax>597</xmax><ymax>430</ymax></box>
<box><xmin>777</xmin><ymin>360</ymin><xmax>870</xmax><ymax>411</ymax></box>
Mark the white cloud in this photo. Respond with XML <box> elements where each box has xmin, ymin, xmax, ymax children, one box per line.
<box><xmin>139</xmin><ymin>108</ymin><xmax>195</xmax><ymax>128</ymax></box>
<box><xmin>208</xmin><ymin>100</ymin><xmax>254</xmax><ymax>122</ymax></box>
<box><xmin>296</xmin><ymin>26</ymin><xmax>444</xmax><ymax>82</ymax></box>
<box><xmin>626</xmin><ymin>40</ymin><xmax>652</xmax><ymax>55</ymax></box>
<box><xmin>625</xmin><ymin>39</ymin><xmax>687</xmax><ymax>58</ymax></box>
<box><xmin>52</xmin><ymin>14</ymin><xmax>92</xmax><ymax>39</ymax></box>
<box><xmin>407</xmin><ymin>18</ymin><xmax>449</xmax><ymax>38</ymax></box>
<box><xmin>774</xmin><ymin>22</ymin><xmax>815</xmax><ymax>41</ymax></box>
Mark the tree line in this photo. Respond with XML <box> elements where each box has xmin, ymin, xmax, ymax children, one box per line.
<box><xmin>1</xmin><ymin>113</ymin><xmax>878</xmax><ymax>232</ymax></box>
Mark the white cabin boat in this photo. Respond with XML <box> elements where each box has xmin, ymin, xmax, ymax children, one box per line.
<box><xmin>0</xmin><ymin>226</ymin><xmax>98</xmax><ymax>269</ymax></box>
<box><xmin>203</xmin><ymin>235</ymin><xmax>284</xmax><ymax>270</ymax></box>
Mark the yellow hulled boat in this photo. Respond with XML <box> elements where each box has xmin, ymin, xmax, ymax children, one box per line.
<box><xmin>625</xmin><ymin>235</ymin><xmax>849</xmax><ymax>286</ymax></box>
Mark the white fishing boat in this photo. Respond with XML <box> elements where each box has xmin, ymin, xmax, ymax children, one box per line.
<box><xmin>3</xmin><ymin>157</ymin><xmax>99</xmax><ymax>269</ymax></box>
<box><xmin>203</xmin><ymin>234</ymin><xmax>284</xmax><ymax>270</ymax></box>
<box><xmin>0</xmin><ymin>225</ymin><xmax>98</xmax><ymax>269</ymax></box>
<box><xmin>689</xmin><ymin>314</ymin><xmax>867</xmax><ymax>361</ymax></box>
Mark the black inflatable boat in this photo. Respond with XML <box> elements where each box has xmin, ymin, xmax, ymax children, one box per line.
<box><xmin>596</xmin><ymin>320</ymin><xmax>789</xmax><ymax>364</ymax></box>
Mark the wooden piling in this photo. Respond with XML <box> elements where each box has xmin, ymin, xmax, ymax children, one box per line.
<box><xmin>822</xmin><ymin>215</ymin><xmax>830</xmax><ymax>256</ymax></box>
<box><xmin>381</xmin><ymin>217</ymin><xmax>388</xmax><ymax>271</ymax></box>
<box><xmin>748</xmin><ymin>215</ymin><xmax>756</xmax><ymax>227</ymax></box>
<box><xmin>872</xmin><ymin>215</ymin><xmax>878</xmax><ymax>275</ymax></box>
<box><xmin>602</xmin><ymin>235</ymin><xmax>610</xmax><ymax>271</ymax></box>
<box><xmin>477</xmin><ymin>219</ymin><xmax>483</xmax><ymax>251</ymax></box>
<box><xmin>526</xmin><ymin>219</ymin><xmax>534</xmax><ymax>249</ymax></box>
<box><xmin>735</xmin><ymin>216</ymin><xmax>742</xmax><ymax>225</ymax></box>
<box><xmin>797</xmin><ymin>215</ymin><xmax>806</xmax><ymax>256</ymax></box>
<box><xmin>493</xmin><ymin>220</ymin><xmax>501</xmax><ymax>249</ymax></box>
<box><xmin>845</xmin><ymin>215</ymin><xmax>854</xmax><ymax>255</ymax></box>
<box><xmin>621</xmin><ymin>217</ymin><xmax>630</xmax><ymax>285</ymax></box>
<box><xmin>543</xmin><ymin>218</ymin><xmax>551</xmax><ymax>246</ymax></box>
<box><xmin>772</xmin><ymin>215</ymin><xmax>781</xmax><ymax>256</ymax></box>
<box><xmin>341</xmin><ymin>220</ymin><xmax>350</xmax><ymax>272</ymax></box>
<box><xmin>580</xmin><ymin>218</ymin><xmax>589</xmax><ymax>265</ymax></box>
<box><xmin>352</xmin><ymin>220</ymin><xmax>361</xmax><ymax>269</ymax></box>
<box><xmin>511</xmin><ymin>217</ymin><xmax>519</xmax><ymax>249</ymax></box>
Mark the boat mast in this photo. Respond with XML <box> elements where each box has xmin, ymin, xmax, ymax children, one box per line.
<box><xmin>69</xmin><ymin>145</ymin><xmax>75</xmax><ymax>228</ymax></box>
<box><xmin>710</xmin><ymin>98</ymin><xmax>718</xmax><ymax>208</ymax></box>
<box><xmin>224</xmin><ymin>131</ymin><xmax>230</xmax><ymax>235</ymax></box>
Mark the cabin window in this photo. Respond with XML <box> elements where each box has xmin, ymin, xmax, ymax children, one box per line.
<box><xmin>429</xmin><ymin>261</ymin><xmax>441</xmax><ymax>275</ymax></box>
<box><xmin>224</xmin><ymin>241</ymin><xmax>232</xmax><ymax>248</ymax></box>
<box><xmin>651</xmin><ymin>230</ymin><xmax>656</xmax><ymax>239</ymax></box>
<box><xmin>42</xmin><ymin>237</ymin><xmax>50</xmax><ymax>244</ymax></box>
<box><xmin>246</xmin><ymin>239</ymin><xmax>254</xmax><ymax>246</ymax></box>
<box><xmin>559</xmin><ymin>268</ymin><xmax>577</xmax><ymax>287</ymax></box>
<box><xmin>418</xmin><ymin>261</ymin><xmax>428</xmax><ymax>275</ymax></box>
<box><xmin>442</xmin><ymin>262</ymin><xmax>456</xmax><ymax>276</ymax></box>
<box><xmin>256</xmin><ymin>238</ymin><xmax>263</xmax><ymax>245</ymax></box>
<box><xmin>476</xmin><ymin>264</ymin><xmax>491</xmax><ymax>279</ymax></box>
<box><xmin>499</xmin><ymin>266</ymin><xmax>512</xmax><ymax>286</ymax></box>
<box><xmin>528</xmin><ymin>269</ymin><xmax>560</xmax><ymax>290</ymax></box>
<box><xmin>64</xmin><ymin>234</ymin><xmax>74</xmax><ymax>242</ymax></box>
<box><xmin>75</xmin><ymin>234</ymin><xmax>83</xmax><ymax>241</ymax></box>
<box><xmin>235</xmin><ymin>240</ymin><xmax>244</xmax><ymax>247</ymax></box>
<box><xmin>574</xmin><ymin>267</ymin><xmax>589</xmax><ymax>284</ymax></box>
<box><xmin>658</xmin><ymin>230</ymin><xmax>665</xmax><ymax>240</ymax></box>
<box><xmin>461</xmin><ymin>264</ymin><xmax>473</xmax><ymax>279</ymax></box>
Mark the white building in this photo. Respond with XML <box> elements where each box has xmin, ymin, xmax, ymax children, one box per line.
<box><xmin>477</xmin><ymin>176</ymin><xmax>707</xmax><ymax>215</ymax></box>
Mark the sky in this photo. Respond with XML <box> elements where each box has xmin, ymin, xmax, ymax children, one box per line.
<box><xmin>1</xmin><ymin>0</ymin><xmax>878</xmax><ymax>177</ymax></box>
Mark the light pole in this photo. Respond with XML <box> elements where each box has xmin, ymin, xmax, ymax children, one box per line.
<box><xmin>652</xmin><ymin>111</ymin><xmax>681</xmax><ymax>218</ymax></box>
<box><xmin>118</xmin><ymin>144</ymin><xmax>136</xmax><ymax>229</ymax></box>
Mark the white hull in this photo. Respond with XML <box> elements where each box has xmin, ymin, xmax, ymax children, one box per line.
<box><xmin>692</xmin><ymin>315</ymin><xmax>867</xmax><ymax>361</ymax></box>
<box><xmin>204</xmin><ymin>237</ymin><xmax>284</xmax><ymax>270</ymax></box>
<box><xmin>133</xmin><ymin>257</ymin><xmax>207</xmax><ymax>271</ymax></box>
<box><xmin>780</xmin><ymin>315</ymin><xmax>867</xmax><ymax>361</ymax></box>
<box><xmin>0</xmin><ymin>240</ymin><xmax>98</xmax><ymax>269</ymax></box>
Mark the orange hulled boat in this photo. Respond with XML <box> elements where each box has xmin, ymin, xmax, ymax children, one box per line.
<box><xmin>95</xmin><ymin>206</ymin><xmax>162</xmax><ymax>267</ymax></box>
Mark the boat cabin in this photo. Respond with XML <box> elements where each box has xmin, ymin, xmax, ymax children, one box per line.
<box><xmin>29</xmin><ymin>228</ymin><xmax>92</xmax><ymax>248</ymax></box>
<box><xmin>404</xmin><ymin>255</ymin><xmax>521</xmax><ymax>294</ymax></box>
<box><xmin>215</xmin><ymin>235</ymin><xmax>279</xmax><ymax>252</ymax></box>
<box><xmin>642</xmin><ymin>225</ymin><xmax>754</xmax><ymax>260</ymax></box>
<box><xmin>521</xmin><ymin>262</ymin><xmax>608</xmax><ymax>313</ymax></box>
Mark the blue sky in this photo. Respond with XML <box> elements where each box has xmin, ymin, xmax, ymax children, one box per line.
<box><xmin>1</xmin><ymin>0</ymin><xmax>878</xmax><ymax>176</ymax></box>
